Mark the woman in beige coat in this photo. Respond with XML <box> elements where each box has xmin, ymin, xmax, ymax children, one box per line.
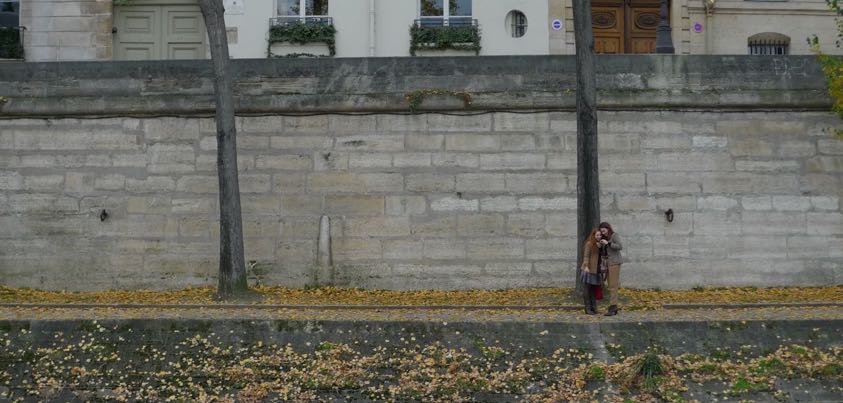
<box><xmin>598</xmin><ymin>222</ymin><xmax>623</xmax><ymax>316</ymax></box>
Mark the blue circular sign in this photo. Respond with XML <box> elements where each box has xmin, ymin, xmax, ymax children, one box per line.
<box><xmin>551</xmin><ymin>19</ymin><xmax>563</xmax><ymax>31</ymax></box>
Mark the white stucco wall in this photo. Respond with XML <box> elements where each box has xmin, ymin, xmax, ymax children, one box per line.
<box><xmin>223</xmin><ymin>0</ymin><xmax>552</xmax><ymax>58</ymax></box>
<box><xmin>474</xmin><ymin>0</ymin><xmax>549</xmax><ymax>55</ymax></box>
<box><xmin>375</xmin><ymin>0</ymin><xmax>416</xmax><ymax>57</ymax></box>
<box><xmin>331</xmin><ymin>0</ymin><xmax>371</xmax><ymax>57</ymax></box>
<box><xmin>224</xmin><ymin>0</ymin><xmax>273</xmax><ymax>58</ymax></box>
<box><xmin>220</xmin><ymin>0</ymin><xmax>842</xmax><ymax>58</ymax></box>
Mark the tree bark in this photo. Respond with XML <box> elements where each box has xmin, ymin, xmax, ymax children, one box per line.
<box><xmin>572</xmin><ymin>0</ymin><xmax>600</xmax><ymax>294</ymax></box>
<box><xmin>198</xmin><ymin>0</ymin><xmax>248</xmax><ymax>298</ymax></box>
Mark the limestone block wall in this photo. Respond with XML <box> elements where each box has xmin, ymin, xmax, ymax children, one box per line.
<box><xmin>0</xmin><ymin>56</ymin><xmax>840</xmax><ymax>290</ymax></box>
<box><xmin>20</xmin><ymin>0</ymin><xmax>112</xmax><ymax>61</ymax></box>
<box><xmin>1</xmin><ymin>111</ymin><xmax>840</xmax><ymax>290</ymax></box>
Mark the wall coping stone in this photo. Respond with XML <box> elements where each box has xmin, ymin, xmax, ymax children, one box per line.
<box><xmin>0</xmin><ymin>55</ymin><xmax>832</xmax><ymax>117</ymax></box>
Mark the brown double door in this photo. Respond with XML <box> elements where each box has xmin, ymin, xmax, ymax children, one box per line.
<box><xmin>592</xmin><ymin>0</ymin><xmax>663</xmax><ymax>54</ymax></box>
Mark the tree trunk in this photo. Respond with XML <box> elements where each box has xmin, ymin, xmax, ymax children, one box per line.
<box><xmin>198</xmin><ymin>0</ymin><xmax>248</xmax><ymax>298</ymax></box>
<box><xmin>572</xmin><ymin>0</ymin><xmax>600</xmax><ymax>294</ymax></box>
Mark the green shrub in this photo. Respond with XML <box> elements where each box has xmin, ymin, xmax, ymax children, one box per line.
<box><xmin>409</xmin><ymin>24</ymin><xmax>481</xmax><ymax>56</ymax></box>
<box><xmin>268</xmin><ymin>23</ymin><xmax>336</xmax><ymax>57</ymax></box>
<box><xmin>810</xmin><ymin>0</ymin><xmax>843</xmax><ymax>136</ymax></box>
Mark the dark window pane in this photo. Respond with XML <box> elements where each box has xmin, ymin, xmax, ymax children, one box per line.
<box><xmin>748</xmin><ymin>43</ymin><xmax>788</xmax><ymax>55</ymax></box>
<box><xmin>421</xmin><ymin>0</ymin><xmax>444</xmax><ymax>17</ymax></box>
<box><xmin>448</xmin><ymin>16</ymin><xmax>472</xmax><ymax>26</ymax></box>
<box><xmin>419</xmin><ymin>18</ymin><xmax>445</xmax><ymax>27</ymax></box>
<box><xmin>451</xmin><ymin>0</ymin><xmax>471</xmax><ymax>16</ymax></box>
<box><xmin>0</xmin><ymin>1</ymin><xmax>20</xmax><ymax>27</ymax></box>
<box><xmin>509</xmin><ymin>10</ymin><xmax>527</xmax><ymax>37</ymax></box>
<box><xmin>307</xmin><ymin>0</ymin><xmax>328</xmax><ymax>15</ymax></box>
<box><xmin>277</xmin><ymin>0</ymin><xmax>299</xmax><ymax>16</ymax></box>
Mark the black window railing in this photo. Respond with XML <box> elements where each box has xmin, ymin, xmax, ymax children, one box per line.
<box><xmin>414</xmin><ymin>17</ymin><xmax>477</xmax><ymax>28</ymax></box>
<box><xmin>270</xmin><ymin>16</ymin><xmax>333</xmax><ymax>27</ymax></box>
<box><xmin>0</xmin><ymin>26</ymin><xmax>23</xmax><ymax>59</ymax></box>
<box><xmin>747</xmin><ymin>33</ymin><xmax>790</xmax><ymax>55</ymax></box>
<box><xmin>748</xmin><ymin>43</ymin><xmax>788</xmax><ymax>55</ymax></box>
<box><xmin>409</xmin><ymin>18</ymin><xmax>480</xmax><ymax>56</ymax></box>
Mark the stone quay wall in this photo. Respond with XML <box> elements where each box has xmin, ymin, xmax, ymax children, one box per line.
<box><xmin>0</xmin><ymin>55</ymin><xmax>840</xmax><ymax>291</ymax></box>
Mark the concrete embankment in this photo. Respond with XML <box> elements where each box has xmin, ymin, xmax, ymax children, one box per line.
<box><xmin>2</xmin><ymin>307</ymin><xmax>842</xmax><ymax>401</ymax></box>
<box><xmin>2</xmin><ymin>308</ymin><xmax>841</xmax><ymax>356</ymax></box>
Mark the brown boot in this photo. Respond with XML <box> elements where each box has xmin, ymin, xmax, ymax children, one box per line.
<box><xmin>604</xmin><ymin>305</ymin><xmax>618</xmax><ymax>316</ymax></box>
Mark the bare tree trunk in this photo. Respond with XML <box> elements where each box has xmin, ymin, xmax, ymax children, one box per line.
<box><xmin>198</xmin><ymin>0</ymin><xmax>248</xmax><ymax>298</ymax></box>
<box><xmin>572</xmin><ymin>0</ymin><xmax>600</xmax><ymax>294</ymax></box>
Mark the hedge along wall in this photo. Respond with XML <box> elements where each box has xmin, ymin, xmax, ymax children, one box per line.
<box><xmin>0</xmin><ymin>55</ymin><xmax>840</xmax><ymax>291</ymax></box>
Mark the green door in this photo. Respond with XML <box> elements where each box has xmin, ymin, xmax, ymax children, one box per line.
<box><xmin>115</xmin><ymin>4</ymin><xmax>206</xmax><ymax>60</ymax></box>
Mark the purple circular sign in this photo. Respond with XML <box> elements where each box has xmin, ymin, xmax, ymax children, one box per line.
<box><xmin>693</xmin><ymin>23</ymin><xmax>703</xmax><ymax>33</ymax></box>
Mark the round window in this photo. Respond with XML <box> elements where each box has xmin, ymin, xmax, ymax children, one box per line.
<box><xmin>506</xmin><ymin>10</ymin><xmax>528</xmax><ymax>38</ymax></box>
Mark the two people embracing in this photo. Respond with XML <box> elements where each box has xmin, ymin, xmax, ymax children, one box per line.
<box><xmin>580</xmin><ymin>222</ymin><xmax>623</xmax><ymax>316</ymax></box>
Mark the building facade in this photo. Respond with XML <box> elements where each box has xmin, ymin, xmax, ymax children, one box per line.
<box><xmin>3</xmin><ymin>0</ymin><xmax>840</xmax><ymax>62</ymax></box>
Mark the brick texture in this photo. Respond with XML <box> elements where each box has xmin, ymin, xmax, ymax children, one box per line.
<box><xmin>1</xmin><ymin>111</ymin><xmax>841</xmax><ymax>290</ymax></box>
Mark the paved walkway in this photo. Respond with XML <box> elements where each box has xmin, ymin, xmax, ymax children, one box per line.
<box><xmin>1</xmin><ymin>304</ymin><xmax>841</xmax><ymax>323</ymax></box>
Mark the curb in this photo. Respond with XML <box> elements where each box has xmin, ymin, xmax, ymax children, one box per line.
<box><xmin>1</xmin><ymin>302</ymin><xmax>841</xmax><ymax>310</ymax></box>
<box><xmin>0</xmin><ymin>303</ymin><xmax>582</xmax><ymax>311</ymax></box>
<box><xmin>663</xmin><ymin>302</ymin><xmax>843</xmax><ymax>309</ymax></box>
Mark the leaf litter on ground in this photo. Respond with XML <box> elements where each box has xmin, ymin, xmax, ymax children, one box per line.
<box><xmin>0</xmin><ymin>285</ymin><xmax>840</xmax><ymax>309</ymax></box>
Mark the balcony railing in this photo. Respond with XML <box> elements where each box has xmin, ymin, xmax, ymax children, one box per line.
<box><xmin>410</xmin><ymin>18</ymin><xmax>480</xmax><ymax>56</ymax></box>
<box><xmin>267</xmin><ymin>16</ymin><xmax>336</xmax><ymax>57</ymax></box>
<box><xmin>270</xmin><ymin>16</ymin><xmax>333</xmax><ymax>27</ymax></box>
<box><xmin>414</xmin><ymin>17</ymin><xmax>477</xmax><ymax>28</ymax></box>
<box><xmin>0</xmin><ymin>26</ymin><xmax>24</xmax><ymax>60</ymax></box>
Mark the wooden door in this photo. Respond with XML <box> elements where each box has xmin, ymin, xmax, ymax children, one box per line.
<box><xmin>115</xmin><ymin>4</ymin><xmax>206</xmax><ymax>60</ymax></box>
<box><xmin>627</xmin><ymin>5</ymin><xmax>660</xmax><ymax>53</ymax></box>
<box><xmin>115</xmin><ymin>6</ymin><xmax>161</xmax><ymax>60</ymax></box>
<box><xmin>593</xmin><ymin>5</ymin><xmax>624</xmax><ymax>54</ymax></box>
<box><xmin>163</xmin><ymin>6</ymin><xmax>206</xmax><ymax>59</ymax></box>
<box><xmin>592</xmin><ymin>0</ymin><xmax>664</xmax><ymax>54</ymax></box>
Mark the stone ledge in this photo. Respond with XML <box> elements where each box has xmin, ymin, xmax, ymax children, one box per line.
<box><xmin>1</xmin><ymin>302</ymin><xmax>841</xmax><ymax>310</ymax></box>
<box><xmin>0</xmin><ymin>317</ymin><xmax>840</xmax><ymax>356</ymax></box>
<box><xmin>0</xmin><ymin>55</ymin><xmax>832</xmax><ymax>117</ymax></box>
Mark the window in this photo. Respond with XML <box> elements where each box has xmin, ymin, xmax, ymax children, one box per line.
<box><xmin>419</xmin><ymin>0</ymin><xmax>472</xmax><ymax>27</ymax></box>
<box><xmin>0</xmin><ymin>0</ymin><xmax>22</xmax><ymax>59</ymax></box>
<box><xmin>0</xmin><ymin>0</ymin><xmax>18</xmax><ymax>25</ymax></box>
<box><xmin>506</xmin><ymin>10</ymin><xmax>527</xmax><ymax>38</ymax></box>
<box><xmin>276</xmin><ymin>0</ymin><xmax>328</xmax><ymax>17</ymax></box>
<box><xmin>748</xmin><ymin>32</ymin><xmax>789</xmax><ymax>55</ymax></box>
<box><xmin>273</xmin><ymin>0</ymin><xmax>330</xmax><ymax>26</ymax></box>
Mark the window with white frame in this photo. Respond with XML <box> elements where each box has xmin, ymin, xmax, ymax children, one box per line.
<box><xmin>419</xmin><ymin>0</ymin><xmax>472</xmax><ymax>27</ymax></box>
<box><xmin>273</xmin><ymin>0</ymin><xmax>329</xmax><ymax>25</ymax></box>
<box><xmin>276</xmin><ymin>0</ymin><xmax>328</xmax><ymax>18</ymax></box>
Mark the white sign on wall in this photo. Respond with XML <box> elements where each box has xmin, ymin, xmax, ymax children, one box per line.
<box><xmin>224</xmin><ymin>0</ymin><xmax>245</xmax><ymax>15</ymax></box>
